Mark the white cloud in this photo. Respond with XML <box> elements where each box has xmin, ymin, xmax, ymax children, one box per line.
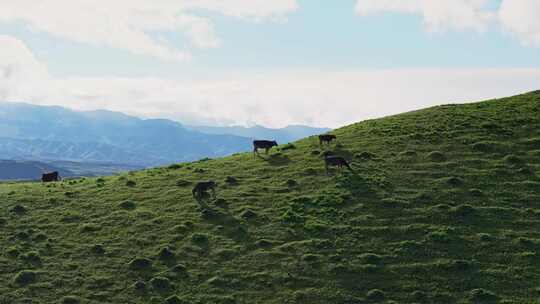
<box><xmin>356</xmin><ymin>0</ymin><xmax>540</xmax><ymax>47</ymax></box>
<box><xmin>355</xmin><ymin>0</ymin><xmax>496</xmax><ymax>32</ymax></box>
<box><xmin>0</xmin><ymin>0</ymin><xmax>298</xmax><ymax>61</ymax></box>
<box><xmin>2</xmin><ymin>35</ymin><xmax>540</xmax><ymax>129</ymax></box>
<box><xmin>0</xmin><ymin>35</ymin><xmax>49</xmax><ymax>101</ymax></box>
<box><xmin>499</xmin><ymin>0</ymin><xmax>540</xmax><ymax>46</ymax></box>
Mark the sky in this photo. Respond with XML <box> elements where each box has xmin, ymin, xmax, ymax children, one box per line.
<box><xmin>0</xmin><ymin>0</ymin><xmax>539</xmax><ymax>128</ymax></box>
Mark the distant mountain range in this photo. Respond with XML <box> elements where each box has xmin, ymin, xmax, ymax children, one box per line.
<box><xmin>0</xmin><ymin>102</ymin><xmax>329</xmax><ymax>178</ymax></box>
<box><xmin>187</xmin><ymin>125</ymin><xmax>330</xmax><ymax>144</ymax></box>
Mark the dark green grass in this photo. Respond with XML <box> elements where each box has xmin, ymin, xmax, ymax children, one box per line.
<box><xmin>1</xmin><ymin>91</ymin><xmax>540</xmax><ymax>303</ymax></box>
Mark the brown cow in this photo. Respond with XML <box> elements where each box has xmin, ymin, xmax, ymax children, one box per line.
<box><xmin>192</xmin><ymin>181</ymin><xmax>217</xmax><ymax>199</ymax></box>
<box><xmin>319</xmin><ymin>134</ymin><xmax>337</xmax><ymax>145</ymax></box>
<box><xmin>253</xmin><ymin>140</ymin><xmax>278</xmax><ymax>155</ymax></box>
<box><xmin>42</xmin><ymin>171</ymin><xmax>60</xmax><ymax>182</ymax></box>
<box><xmin>323</xmin><ymin>152</ymin><xmax>353</xmax><ymax>175</ymax></box>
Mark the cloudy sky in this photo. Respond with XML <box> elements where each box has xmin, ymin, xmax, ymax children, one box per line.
<box><xmin>0</xmin><ymin>0</ymin><xmax>539</xmax><ymax>128</ymax></box>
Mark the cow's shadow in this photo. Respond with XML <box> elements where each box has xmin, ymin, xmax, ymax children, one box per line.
<box><xmin>256</xmin><ymin>152</ymin><xmax>291</xmax><ymax>166</ymax></box>
<box><xmin>198</xmin><ymin>203</ymin><xmax>249</xmax><ymax>243</ymax></box>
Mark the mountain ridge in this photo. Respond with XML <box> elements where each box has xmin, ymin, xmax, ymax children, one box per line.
<box><xmin>0</xmin><ymin>102</ymin><xmax>328</xmax><ymax>167</ymax></box>
<box><xmin>187</xmin><ymin>124</ymin><xmax>331</xmax><ymax>143</ymax></box>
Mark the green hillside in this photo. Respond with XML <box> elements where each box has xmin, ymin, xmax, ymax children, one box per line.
<box><xmin>2</xmin><ymin>92</ymin><xmax>540</xmax><ymax>304</ymax></box>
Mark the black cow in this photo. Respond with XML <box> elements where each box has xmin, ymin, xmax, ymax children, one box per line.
<box><xmin>192</xmin><ymin>181</ymin><xmax>217</xmax><ymax>199</ymax></box>
<box><xmin>42</xmin><ymin>171</ymin><xmax>60</xmax><ymax>182</ymax></box>
<box><xmin>319</xmin><ymin>134</ymin><xmax>337</xmax><ymax>145</ymax></box>
<box><xmin>323</xmin><ymin>152</ymin><xmax>353</xmax><ymax>174</ymax></box>
<box><xmin>253</xmin><ymin>140</ymin><xmax>278</xmax><ymax>155</ymax></box>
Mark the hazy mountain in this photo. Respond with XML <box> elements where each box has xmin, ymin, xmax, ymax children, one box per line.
<box><xmin>0</xmin><ymin>102</ymin><xmax>330</xmax><ymax>169</ymax></box>
<box><xmin>0</xmin><ymin>102</ymin><xmax>253</xmax><ymax>166</ymax></box>
<box><xmin>187</xmin><ymin>124</ymin><xmax>331</xmax><ymax>143</ymax></box>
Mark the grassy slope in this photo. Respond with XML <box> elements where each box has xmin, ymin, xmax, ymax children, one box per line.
<box><xmin>1</xmin><ymin>92</ymin><xmax>540</xmax><ymax>304</ymax></box>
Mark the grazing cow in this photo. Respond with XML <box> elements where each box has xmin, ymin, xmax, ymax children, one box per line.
<box><xmin>42</xmin><ymin>171</ymin><xmax>60</xmax><ymax>182</ymax></box>
<box><xmin>323</xmin><ymin>152</ymin><xmax>353</xmax><ymax>174</ymax></box>
<box><xmin>253</xmin><ymin>140</ymin><xmax>278</xmax><ymax>155</ymax></box>
<box><xmin>192</xmin><ymin>181</ymin><xmax>217</xmax><ymax>199</ymax></box>
<box><xmin>319</xmin><ymin>134</ymin><xmax>337</xmax><ymax>145</ymax></box>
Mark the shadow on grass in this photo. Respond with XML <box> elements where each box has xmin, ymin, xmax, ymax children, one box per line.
<box><xmin>199</xmin><ymin>203</ymin><xmax>249</xmax><ymax>243</ymax></box>
<box><xmin>335</xmin><ymin>173</ymin><xmax>376</xmax><ymax>198</ymax></box>
<box><xmin>255</xmin><ymin>152</ymin><xmax>291</xmax><ymax>166</ymax></box>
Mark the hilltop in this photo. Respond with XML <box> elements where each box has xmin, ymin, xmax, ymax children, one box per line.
<box><xmin>1</xmin><ymin>91</ymin><xmax>540</xmax><ymax>303</ymax></box>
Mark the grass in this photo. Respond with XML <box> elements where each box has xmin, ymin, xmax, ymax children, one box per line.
<box><xmin>1</xmin><ymin>91</ymin><xmax>540</xmax><ymax>303</ymax></box>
